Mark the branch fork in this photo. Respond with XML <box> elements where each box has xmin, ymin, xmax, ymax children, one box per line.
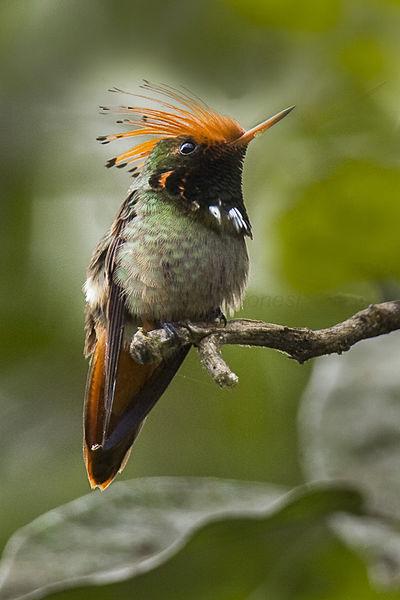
<box><xmin>130</xmin><ymin>301</ymin><xmax>400</xmax><ymax>388</ymax></box>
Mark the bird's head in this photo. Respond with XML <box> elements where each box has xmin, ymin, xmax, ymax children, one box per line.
<box><xmin>98</xmin><ymin>82</ymin><xmax>294</xmax><ymax>236</ymax></box>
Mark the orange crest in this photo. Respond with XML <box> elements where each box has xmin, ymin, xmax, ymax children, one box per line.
<box><xmin>97</xmin><ymin>81</ymin><xmax>244</xmax><ymax>172</ymax></box>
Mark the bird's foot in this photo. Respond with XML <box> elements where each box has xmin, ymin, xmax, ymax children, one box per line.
<box><xmin>160</xmin><ymin>320</ymin><xmax>194</xmax><ymax>351</ymax></box>
<box><xmin>160</xmin><ymin>321</ymin><xmax>181</xmax><ymax>340</ymax></box>
<box><xmin>209</xmin><ymin>308</ymin><xmax>227</xmax><ymax>327</ymax></box>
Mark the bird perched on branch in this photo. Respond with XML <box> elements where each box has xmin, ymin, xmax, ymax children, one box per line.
<box><xmin>83</xmin><ymin>81</ymin><xmax>294</xmax><ymax>490</ymax></box>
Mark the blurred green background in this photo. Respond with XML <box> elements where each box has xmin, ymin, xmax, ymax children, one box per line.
<box><xmin>1</xmin><ymin>0</ymin><xmax>400</xmax><ymax>597</ymax></box>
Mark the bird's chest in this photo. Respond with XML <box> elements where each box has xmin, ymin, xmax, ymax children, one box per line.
<box><xmin>115</xmin><ymin>201</ymin><xmax>248</xmax><ymax>321</ymax></box>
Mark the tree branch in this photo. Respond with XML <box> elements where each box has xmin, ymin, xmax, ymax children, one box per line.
<box><xmin>130</xmin><ymin>301</ymin><xmax>400</xmax><ymax>388</ymax></box>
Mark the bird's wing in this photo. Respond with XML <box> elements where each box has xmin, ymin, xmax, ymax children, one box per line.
<box><xmin>83</xmin><ymin>194</ymin><xmax>190</xmax><ymax>490</ymax></box>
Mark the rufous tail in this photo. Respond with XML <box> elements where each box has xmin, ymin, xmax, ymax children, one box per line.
<box><xmin>84</xmin><ymin>328</ymin><xmax>189</xmax><ymax>490</ymax></box>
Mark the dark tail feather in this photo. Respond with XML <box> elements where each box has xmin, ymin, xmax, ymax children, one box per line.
<box><xmin>84</xmin><ymin>338</ymin><xmax>190</xmax><ymax>490</ymax></box>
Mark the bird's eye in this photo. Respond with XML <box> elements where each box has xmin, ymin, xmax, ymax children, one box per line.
<box><xmin>179</xmin><ymin>140</ymin><xmax>197</xmax><ymax>155</ymax></box>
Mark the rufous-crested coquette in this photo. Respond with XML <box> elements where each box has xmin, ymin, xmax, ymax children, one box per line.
<box><xmin>83</xmin><ymin>81</ymin><xmax>294</xmax><ymax>489</ymax></box>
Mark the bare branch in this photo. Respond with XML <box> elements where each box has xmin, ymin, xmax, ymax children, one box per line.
<box><xmin>130</xmin><ymin>301</ymin><xmax>400</xmax><ymax>388</ymax></box>
<box><xmin>196</xmin><ymin>335</ymin><xmax>239</xmax><ymax>388</ymax></box>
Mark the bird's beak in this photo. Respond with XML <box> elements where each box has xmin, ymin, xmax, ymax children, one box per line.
<box><xmin>233</xmin><ymin>105</ymin><xmax>295</xmax><ymax>146</ymax></box>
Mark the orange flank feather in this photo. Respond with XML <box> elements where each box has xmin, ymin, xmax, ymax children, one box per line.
<box><xmin>97</xmin><ymin>81</ymin><xmax>244</xmax><ymax>170</ymax></box>
<box><xmin>84</xmin><ymin>328</ymin><xmax>158</xmax><ymax>490</ymax></box>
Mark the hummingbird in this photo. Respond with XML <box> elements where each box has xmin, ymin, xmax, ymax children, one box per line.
<box><xmin>83</xmin><ymin>81</ymin><xmax>294</xmax><ymax>490</ymax></box>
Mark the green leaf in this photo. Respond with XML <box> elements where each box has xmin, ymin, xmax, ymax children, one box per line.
<box><xmin>227</xmin><ymin>0</ymin><xmax>342</xmax><ymax>32</ymax></box>
<box><xmin>0</xmin><ymin>478</ymin><xmax>362</xmax><ymax>600</ymax></box>
<box><xmin>300</xmin><ymin>334</ymin><xmax>400</xmax><ymax>587</ymax></box>
<box><xmin>277</xmin><ymin>160</ymin><xmax>400</xmax><ymax>292</ymax></box>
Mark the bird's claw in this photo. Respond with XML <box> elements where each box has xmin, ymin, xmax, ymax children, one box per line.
<box><xmin>160</xmin><ymin>321</ymin><xmax>181</xmax><ymax>340</ymax></box>
<box><xmin>211</xmin><ymin>308</ymin><xmax>227</xmax><ymax>327</ymax></box>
